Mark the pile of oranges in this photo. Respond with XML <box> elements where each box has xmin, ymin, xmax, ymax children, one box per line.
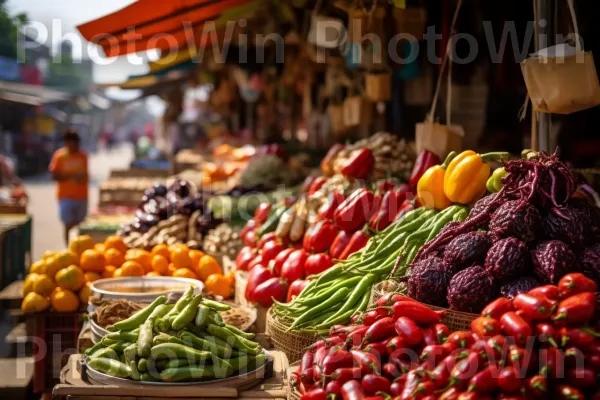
<box><xmin>21</xmin><ymin>235</ymin><xmax>234</xmax><ymax>314</ymax></box>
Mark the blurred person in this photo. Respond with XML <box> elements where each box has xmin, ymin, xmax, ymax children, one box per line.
<box><xmin>49</xmin><ymin>130</ymin><xmax>89</xmax><ymax>245</ymax></box>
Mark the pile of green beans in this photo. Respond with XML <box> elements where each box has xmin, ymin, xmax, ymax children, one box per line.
<box><xmin>85</xmin><ymin>287</ymin><xmax>266</xmax><ymax>383</ymax></box>
<box><xmin>272</xmin><ymin>206</ymin><xmax>468</xmax><ymax>333</ymax></box>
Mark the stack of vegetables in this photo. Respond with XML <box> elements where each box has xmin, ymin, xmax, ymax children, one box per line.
<box><xmin>408</xmin><ymin>150</ymin><xmax>600</xmax><ymax>313</ymax></box>
<box><xmin>293</xmin><ymin>272</ymin><xmax>600</xmax><ymax>400</ymax></box>
<box><xmin>85</xmin><ymin>287</ymin><xmax>266</xmax><ymax>383</ymax></box>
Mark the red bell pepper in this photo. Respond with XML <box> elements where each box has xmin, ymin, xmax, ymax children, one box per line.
<box><xmin>410</xmin><ymin>150</ymin><xmax>441</xmax><ymax>186</ymax></box>
<box><xmin>317</xmin><ymin>192</ymin><xmax>345</xmax><ymax>221</ymax></box>
<box><xmin>334</xmin><ymin>188</ymin><xmax>376</xmax><ymax>232</ymax></box>
<box><xmin>339</xmin><ymin>230</ymin><xmax>370</xmax><ymax>260</ymax></box>
<box><xmin>330</xmin><ymin>231</ymin><xmax>352</xmax><ymax>259</ymax></box>
<box><xmin>307</xmin><ymin>220</ymin><xmax>338</xmax><ymax>253</ymax></box>
<box><xmin>341</xmin><ymin>148</ymin><xmax>375</xmax><ymax>180</ymax></box>
<box><xmin>320</xmin><ymin>143</ymin><xmax>344</xmax><ymax>176</ymax></box>
<box><xmin>395</xmin><ymin>184</ymin><xmax>413</xmax><ymax>203</ymax></box>
<box><xmin>308</xmin><ymin>176</ymin><xmax>327</xmax><ymax>195</ymax></box>
<box><xmin>369</xmin><ymin>191</ymin><xmax>405</xmax><ymax>231</ymax></box>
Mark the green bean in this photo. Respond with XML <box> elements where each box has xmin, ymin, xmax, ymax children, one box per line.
<box><xmin>206</xmin><ymin>310</ymin><xmax>225</xmax><ymax>327</ymax></box>
<box><xmin>160</xmin><ymin>366</ymin><xmax>216</xmax><ymax>382</ymax></box>
<box><xmin>317</xmin><ymin>290</ymin><xmax>370</xmax><ymax>328</ymax></box>
<box><xmin>296</xmin><ymin>310</ymin><xmax>336</xmax><ymax>328</ymax></box>
<box><xmin>196</xmin><ymin>332</ymin><xmax>240</xmax><ymax>355</ymax></box>
<box><xmin>124</xmin><ymin>344</ymin><xmax>140</xmax><ymax>380</ymax></box>
<box><xmin>247</xmin><ymin>353</ymin><xmax>267</xmax><ymax>372</ymax></box>
<box><xmin>172</xmin><ymin>294</ymin><xmax>203</xmax><ymax>331</ymax></box>
<box><xmin>112</xmin><ymin>296</ymin><xmax>167</xmax><ymax>331</ymax></box>
<box><xmin>84</xmin><ymin>341</ymin><xmax>106</xmax><ymax>356</ymax></box>
<box><xmin>137</xmin><ymin>316</ymin><xmax>155</xmax><ymax>357</ymax></box>
<box><xmin>108</xmin><ymin>341</ymin><xmax>133</xmax><ymax>354</ymax></box>
<box><xmin>102</xmin><ymin>331</ymin><xmax>138</xmax><ymax>344</ymax></box>
<box><xmin>179</xmin><ymin>331</ymin><xmax>235</xmax><ymax>358</ymax></box>
<box><xmin>224</xmin><ymin>324</ymin><xmax>255</xmax><ymax>340</ymax></box>
<box><xmin>158</xmin><ymin>287</ymin><xmax>194</xmax><ymax>330</ymax></box>
<box><xmin>147</xmin><ymin>304</ymin><xmax>172</xmax><ymax>324</ymax></box>
<box><xmin>206</xmin><ymin>324</ymin><xmax>260</xmax><ymax>355</ymax></box>
<box><xmin>87</xmin><ymin>358</ymin><xmax>132</xmax><ymax>378</ymax></box>
<box><xmin>288</xmin><ymin>288</ymin><xmax>350</xmax><ymax>330</ymax></box>
<box><xmin>152</xmin><ymin>332</ymin><xmax>184</xmax><ymax>346</ymax></box>
<box><xmin>322</xmin><ymin>274</ymin><xmax>374</xmax><ymax>324</ymax></box>
<box><xmin>137</xmin><ymin>357</ymin><xmax>148</xmax><ymax>373</ymax></box>
<box><xmin>201</xmin><ymin>299</ymin><xmax>231</xmax><ymax>312</ymax></box>
<box><xmin>150</xmin><ymin>343</ymin><xmax>211</xmax><ymax>362</ymax></box>
<box><xmin>424</xmin><ymin>205</ymin><xmax>465</xmax><ymax>242</ymax></box>
<box><xmin>89</xmin><ymin>347</ymin><xmax>119</xmax><ymax>360</ymax></box>
<box><xmin>140</xmin><ymin>372</ymin><xmax>160</xmax><ymax>382</ymax></box>
<box><xmin>294</xmin><ymin>276</ymin><xmax>361</xmax><ymax>307</ymax></box>
<box><xmin>194</xmin><ymin>304</ymin><xmax>209</xmax><ymax>327</ymax></box>
<box><xmin>163</xmin><ymin>358</ymin><xmax>191</xmax><ymax>369</ymax></box>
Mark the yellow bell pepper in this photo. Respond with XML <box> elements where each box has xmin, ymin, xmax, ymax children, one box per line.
<box><xmin>417</xmin><ymin>152</ymin><xmax>457</xmax><ymax>210</ymax></box>
<box><xmin>444</xmin><ymin>150</ymin><xmax>509</xmax><ymax>204</ymax></box>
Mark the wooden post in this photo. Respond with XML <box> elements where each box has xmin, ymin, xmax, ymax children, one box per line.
<box><xmin>536</xmin><ymin>0</ymin><xmax>553</xmax><ymax>152</ymax></box>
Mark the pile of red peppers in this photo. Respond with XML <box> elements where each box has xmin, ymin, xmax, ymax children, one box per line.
<box><xmin>293</xmin><ymin>272</ymin><xmax>600</xmax><ymax>400</ymax></box>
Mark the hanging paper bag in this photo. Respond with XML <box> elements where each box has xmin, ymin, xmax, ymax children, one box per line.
<box><xmin>328</xmin><ymin>104</ymin><xmax>346</xmax><ymax>136</ymax></box>
<box><xmin>343</xmin><ymin>95</ymin><xmax>372</xmax><ymax>128</ymax></box>
<box><xmin>393</xmin><ymin>7</ymin><xmax>428</xmax><ymax>40</ymax></box>
<box><xmin>365</xmin><ymin>70</ymin><xmax>392</xmax><ymax>102</ymax></box>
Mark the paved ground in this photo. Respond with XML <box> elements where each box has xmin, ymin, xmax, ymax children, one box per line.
<box><xmin>24</xmin><ymin>144</ymin><xmax>134</xmax><ymax>261</ymax></box>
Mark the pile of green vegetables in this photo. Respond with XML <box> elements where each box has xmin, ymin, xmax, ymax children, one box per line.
<box><xmin>271</xmin><ymin>206</ymin><xmax>468</xmax><ymax>334</ymax></box>
<box><xmin>85</xmin><ymin>287</ymin><xmax>266</xmax><ymax>383</ymax></box>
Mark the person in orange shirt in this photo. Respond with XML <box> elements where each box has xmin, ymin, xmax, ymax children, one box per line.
<box><xmin>49</xmin><ymin>130</ymin><xmax>89</xmax><ymax>245</ymax></box>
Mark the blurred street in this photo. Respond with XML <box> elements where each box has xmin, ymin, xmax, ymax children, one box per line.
<box><xmin>24</xmin><ymin>145</ymin><xmax>134</xmax><ymax>261</ymax></box>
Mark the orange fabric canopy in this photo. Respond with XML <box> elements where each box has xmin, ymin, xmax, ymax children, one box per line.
<box><xmin>77</xmin><ymin>0</ymin><xmax>254</xmax><ymax>57</ymax></box>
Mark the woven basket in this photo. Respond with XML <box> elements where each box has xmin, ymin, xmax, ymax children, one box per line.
<box><xmin>266</xmin><ymin>309</ymin><xmax>325</xmax><ymax>363</ymax></box>
<box><xmin>370</xmin><ymin>280</ymin><xmax>478</xmax><ymax>332</ymax></box>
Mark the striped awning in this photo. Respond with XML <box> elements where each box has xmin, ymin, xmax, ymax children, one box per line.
<box><xmin>77</xmin><ymin>0</ymin><xmax>259</xmax><ymax>57</ymax></box>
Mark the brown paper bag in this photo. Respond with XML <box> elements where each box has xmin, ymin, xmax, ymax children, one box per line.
<box><xmin>393</xmin><ymin>7</ymin><xmax>428</xmax><ymax>40</ymax></box>
<box><xmin>415</xmin><ymin>123</ymin><xmax>464</xmax><ymax>158</ymax></box>
<box><xmin>520</xmin><ymin>0</ymin><xmax>600</xmax><ymax>114</ymax></box>
<box><xmin>343</xmin><ymin>95</ymin><xmax>372</xmax><ymax>128</ymax></box>
<box><xmin>328</xmin><ymin>104</ymin><xmax>346</xmax><ymax>136</ymax></box>
<box><xmin>365</xmin><ymin>71</ymin><xmax>392</xmax><ymax>102</ymax></box>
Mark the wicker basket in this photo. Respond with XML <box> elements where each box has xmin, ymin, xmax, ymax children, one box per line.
<box><xmin>266</xmin><ymin>308</ymin><xmax>325</xmax><ymax>363</ymax></box>
<box><xmin>369</xmin><ymin>280</ymin><xmax>478</xmax><ymax>332</ymax></box>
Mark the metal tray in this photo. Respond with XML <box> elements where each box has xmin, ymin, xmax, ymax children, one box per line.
<box><xmin>83</xmin><ymin>350</ymin><xmax>272</xmax><ymax>387</ymax></box>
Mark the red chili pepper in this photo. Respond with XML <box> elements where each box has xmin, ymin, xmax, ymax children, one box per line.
<box><xmin>364</xmin><ymin>308</ymin><xmax>390</xmax><ymax>326</ymax></box>
<box><xmin>523</xmin><ymin>375</ymin><xmax>547</xmax><ymax>398</ymax></box>
<box><xmin>500</xmin><ymin>312</ymin><xmax>532</xmax><ymax>346</ymax></box>
<box><xmin>243</xmin><ymin>229</ymin><xmax>257</xmax><ymax>248</ymax></box>
<box><xmin>420</xmin><ymin>344</ymin><xmax>451</xmax><ymax>368</ymax></box>
<box><xmin>487</xmin><ymin>335</ymin><xmax>508</xmax><ymax>358</ymax></box>
<box><xmin>303</xmin><ymin>223</ymin><xmax>317</xmax><ymax>253</ymax></box>
<box><xmin>308</xmin><ymin>176</ymin><xmax>328</xmax><ymax>195</ymax></box>
<box><xmin>330</xmin><ymin>367</ymin><xmax>362</xmax><ymax>384</ymax></box>
<box><xmin>314</xmin><ymin>346</ymin><xmax>330</xmax><ymax>367</ymax></box>
<box><xmin>438</xmin><ymin>387</ymin><xmax>461</xmax><ymax>400</ymax></box>
<box><xmin>434</xmin><ymin>324</ymin><xmax>451</xmax><ymax>344</ymax></box>
<box><xmin>528</xmin><ymin>285</ymin><xmax>560</xmax><ymax>300</ymax></box>
<box><xmin>412</xmin><ymin>381</ymin><xmax>435</xmax><ymax>399</ymax></box>
<box><xmin>560</xmin><ymin>327</ymin><xmax>598</xmax><ymax>349</ymax></box>
<box><xmin>497</xmin><ymin>366</ymin><xmax>520</xmax><ymax>393</ymax></box>
<box><xmin>512</xmin><ymin>293</ymin><xmax>556</xmax><ymax>321</ymax></box>
<box><xmin>421</xmin><ymin>327</ymin><xmax>437</xmax><ymax>346</ymax></box>
<box><xmin>376</xmin><ymin>179</ymin><xmax>397</xmax><ymax>193</ymax></box>
<box><xmin>554</xmin><ymin>292</ymin><xmax>597</xmax><ymax>325</ymax></box>
<box><xmin>481</xmin><ymin>298</ymin><xmax>513</xmax><ymax>319</ymax></box>
<box><xmin>394</xmin><ymin>317</ymin><xmax>423</xmax><ymax>346</ymax></box>
<box><xmin>368</xmin><ymin>190</ymin><xmax>405</xmax><ymax>232</ymax></box>
<box><xmin>334</xmin><ymin>189</ymin><xmax>376</xmax><ymax>233</ymax></box>
<box><xmin>341</xmin><ymin>379</ymin><xmax>366</xmax><ymax>400</ymax></box>
<box><xmin>391</xmin><ymin>301</ymin><xmax>442</xmax><ymax>325</ymax></box>
<box><xmin>467</xmin><ymin>365</ymin><xmax>498</xmax><ymax>394</ymax></box>
<box><xmin>382</xmin><ymin>363</ymin><xmax>401</xmax><ymax>380</ymax></box>
<box><xmin>539</xmin><ymin>347</ymin><xmax>565</xmax><ymax>379</ymax></box>
<box><xmin>447</xmin><ymin>331</ymin><xmax>476</xmax><ymax>350</ymax></box>
<box><xmin>322</xmin><ymin>349</ymin><xmax>354</xmax><ymax>375</ymax></box>
<box><xmin>361</xmin><ymin>317</ymin><xmax>395</xmax><ymax>345</ymax></box>
<box><xmin>254</xmin><ymin>203</ymin><xmax>271</xmax><ymax>224</ymax></box>
<box><xmin>363</xmin><ymin>340</ymin><xmax>388</xmax><ymax>358</ymax></box>
<box><xmin>302</xmin><ymin>367</ymin><xmax>315</xmax><ymax>385</ymax></box>
<box><xmin>585</xmin><ymin>352</ymin><xmax>600</xmax><ymax>373</ymax></box>
<box><xmin>304</xmin><ymin>253</ymin><xmax>333</xmax><ymax>276</ymax></box>
<box><xmin>565</xmin><ymin>347</ymin><xmax>585</xmax><ymax>369</ymax></box>
<box><xmin>300</xmin><ymin>388</ymin><xmax>327</xmax><ymax>400</ymax></box>
<box><xmin>330</xmin><ymin>231</ymin><xmax>352</xmax><ymax>260</ymax></box>
<box><xmin>400</xmin><ymin>370</ymin><xmax>428</xmax><ymax>400</ymax></box>
<box><xmin>325</xmin><ymin>380</ymin><xmax>342</xmax><ymax>397</ymax></box>
<box><xmin>339</xmin><ymin>230</ymin><xmax>370</xmax><ymax>260</ymax></box>
<box><xmin>361</xmin><ymin>374</ymin><xmax>391</xmax><ymax>395</ymax></box>
<box><xmin>430</xmin><ymin>352</ymin><xmax>466</xmax><ymax>390</ymax></box>
<box><xmin>508</xmin><ymin>344</ymin><xmax>537</xmax><ymax>376</ymax></box>
<box><xmin>555</xmin><ymin>385</ymin><xmax>585</xmax><ymax>400</ymax></box>
<box><xmin>386</xmin><ymin>336</ymin><xmax>407</xmax><ymax>355</ymax></box>
<box><xmin>300</xmin><ymin>351</ymin><xmax>314</xmax><ymax>376</ymax></box>
<box><xmin>257</xmin><ymin>231</ymin><xmax>277</xmax><ymax>249</ymax></box>
<box><xmin>345</xmin><ymin>327</ymin><xmax>370</xmax><ymax>348</ymax></box>
<box><xmin>410</xmin><ymin>150</ymin><xmax>441</xmax><ymax>186</ymax></box>
<box><xmin>558</xmin><ymin>273</ymin><xmax>598</xmax><ymax>298</ymax></box>
<box><xmin>450</xmin><ymin>352</ymin><xmax>482</xmax><ymax>389</ymax></box>
<box><xmin>319</xmin><ymin>192</ymin><xmax>346</xmax><ymax>222</ymax></box>
<box><xmin>287</xmin><ymin>279</ymin><xmax>310</xmax><ymax>303</ymax></box>
<box><xmin>235</xmin><ymin>246</ymin><xmax>257</xmax><ymax>271</ymax></box>
<box><xmin>470</xmin><ymin>317</ymin><xmax>501</xmax><ymax>339</ymax></box>
<box><xmin>351</xmin><ymin>350</ymin><xmax>381</xmax><ymax>375</ymax></box>
<box><xmin>470</xmin><ymin>340</ymin><xmax>500</xmax><ymax>365</ymax></box>
<box><xmin>566</xmin><ymin>367</ymin><xmax>597</xmax><ymax>389</ymax></box>
<box><xmin>535</xmin><ymin>323</ymin><xmax>559</xmax><ymax>348</ymax></box>
<box><xmin>457</xmin><ymin>393</ymin><xmax>495</xmax><ymax>400</ymax></box>
<box><xmin>307</xmin><ymin>220</ymin><xmax>339</xmax><ymax>254</ymax></box>
<box><xmin>341</xmin><ymin>148</ymin><xmax>375</xmax><ymax>180</ymax></box>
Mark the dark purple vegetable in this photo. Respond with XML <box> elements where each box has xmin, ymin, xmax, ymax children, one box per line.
<box><xmin>543</xmin><ymin>206</ymin><xmax>587</xmax><ymax>249</ymax></box>
<box><xmin>531</xmin><ymin>240</ymin><xmax>575</xmax><ymax>284</ymax></box>
<box><xmin>447</xmin><ymin>265</ymin><xmax>497</xmax><ymax>313</ymax></box>
<box><xmin>579</xmin><ymin>243</ymin><xmax>600</xmax><ymax>286</ymax></box>
<box><xmin>168</xmin><ymin>180</ymin><xmax>192</xmax><ymax>198</ymax></box>
<box><xmin>407</xmin><ymin>257</ymin><xmax>454</xmax><ymax>307</ymax></box>
<box><xmin>500</xmin><ymin>276</ymin><xmax>540</xmax><ymax>300</ymax></box>
<box><xmin>466</xmin><ymin>193</ymin><xmax>499</xmax><ymax>225</ymax></box>
<box><xmin>484</xmin><ymin>238</ymin><xmax>530</xmax><ymax>283</ymax></box>
<box><xmin>443</xmin><ymin>231</ymin><xmax>492</xmax><ymax>270</ymax></box>
<box><xmin>489</xmin><ymin>200</ymin><xmax>541</xmax><ymax>243</ymax></box>
<box><xmin>153</xmin><ymin>183</ymin><xmax>167</xmax><ymax>197</ymax></box>
<box><xmin>565</xmin><ymin>198</ymin><xmax>600</xmax><ymax>241</ymax></box>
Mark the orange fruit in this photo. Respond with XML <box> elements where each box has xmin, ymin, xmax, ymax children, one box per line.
<box><xmin>189</xmin><ymin>250</ymin><xmax>205</xmax><ymax>268</ymax></box>
<box><xmin>204</xmin><ymin>273</ymin><xmax>232</xmax><ymax>298</ymax></box>
<box><xmin>80</xmin><ymin>249</ymin><xmax>105</xmax><ymax>272</ymax></box>
<box><xmin>69</xmin><ymin>235</ymin><xmax>94</xmax><ymax>257</ymax></box>
<box><xmin>94</xmin><ymin>243</ymin><xmax>106</xmax><ymax>253</ymax></box>
<box><xmin>22</xmin><ymin>292</ymin><xmax>50</xmax><ymax>313</ymax></box>
<box><xmin>102</xmin><ymin>265</ymin><xmax>117</xmax><ymax>278</ymax></box>
<box><xmin>30</xmin><ymin>260</ymin><xmax>47</xmax><ymax>275</ymax></box>
<box><xmin>121</xmin><ymin>260</ymin><xmax>145</xmax><ymax>277</ymax></box>
<box><xmin>151</xmin><ymin>244</ymin><xmax>171</xmax><ymax>260</ymax></box>
<box><xmin>79</xmin><ymin>283</ymin><xmax>91</xmax><ymax>304</ymax></box>
<box><xmin>84</xmin><ymin>272</ymin><xmax>101</xmax><ymax>283</ymax></box>
<box><xmin>170</xmin><ymin>247</ymin><xmax>192</xmax><ymax>270</ymax></box>
<box><xmin>167</xmin><ymin>264</ymin><xmax>177</xmax><ymax>276</ymax></box>
<box><xmin>146</xmin><ymin>271</ymin><xmax>161</xmax><ymax>277</ymax></box>
<box><xmin>22</xmin><ymin>273</ymin><xmax>40</xmax><ymax>296</ymax></box>
<box><xmin>104</xmin><ymin>235</ymin><xmax>128</xmax><ymax>253</ymax></box>
<box><xmin>151</xmin><ymin>255</ymin><xmax>169</xmax><ymax>276</ymax></box>
<box><xmin>45</xmin><ymin>256</ymin><xmax>63</xmax><ymax>279</ymax></box>
<box><xmin>172</xmin><ymin>268</ymin><xmax>198</xmax><ymax>280</ymax></box>
<box><xmin>225</xmin><ymin>270</ymin><xmax>236</xmax><ymax>286</ymax></box>
<box><xmin>113</xmin><ymin>268</ymin><xmax>124</xmax><ymax>278</ymax></box>
<box><xmin>105</xmin><ymin>248</ymin><xmax>125</xmax><ymax>267</ymax></box>
<box><xmin>33</xmin><ymin>274</ymin><xmax>56</xmax><ymax>296</ymax></box>
<box><xmin>56</xmin><ymin>250</ymin><xmax>79</xmax><ymax>268</ymax></box>
<box><xmin>50</xmin><ymin>288</ymin><xmax>79</xmax><ymax>312</ymax></box>
<box><xmin>171</xmin><ymin>243</ymin><xmax>189</xmax><ymax>252</ymax></box>
<box><xmin>55</xmin><ymin>265</ymin><xmax>85</xmax><ymax>291</ymax></box>
<box><xmin>42</xmin><ymin>250</ymin><xmax>56</xmax><ymax>260</ymax></box>
<box><xmin>125</xmin><ymin>249</ymin><xmax>153</xmax><ymax>273</ymax></box>
<box><xmin>197</xmin><ymin>255</ymin><xmax>222</xmax><ymax>282</ymax></box>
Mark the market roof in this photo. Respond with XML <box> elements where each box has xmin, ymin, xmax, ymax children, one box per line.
<box><xmin>77</xmin><ymin>0</ymin><xmax>259</xmax><ymax>57</ymax></box>
<box><xmin>0</xmin><ymin>81</ymin><xmax>72</xmax><ymax>106</ymax></box>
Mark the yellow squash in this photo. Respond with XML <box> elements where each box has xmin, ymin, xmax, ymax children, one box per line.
<box><xmin>417</xmin><ymin>152</ymin><xmax>457</xmax><ymax>210</ymax></box>
<box><xmin>444</xmin><ymin>151</ymin><xmax>509</xmax><ymax>204</ymax></box>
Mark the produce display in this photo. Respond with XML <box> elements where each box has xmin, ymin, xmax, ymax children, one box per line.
<box><xmin>292</xmin><ymin>272</ymin><xmax>600</xmax><ymax>400</ymax></box>
<box><xmin>408</xmin><ymin>150</ymin><xmax>600</xmax><ymax>313</ymax></box>
<box><xmin>85</xmin><ymin>287</ymin><xmax>267</xmax><ymax>383</ymax></box>
<box><xmin>118</xmin><ymin>180</ymin><xmax>221</xmax><ymax>249</ymax></box>
<box><xmin>22</xmin><ymin>235</ymin><xmax>234</xmax><ymax>313</ymax></box>
<box><xmin>202</xmin><ymin>223</ymin><xmax>243</xmax><ymax>260</ymax></box>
